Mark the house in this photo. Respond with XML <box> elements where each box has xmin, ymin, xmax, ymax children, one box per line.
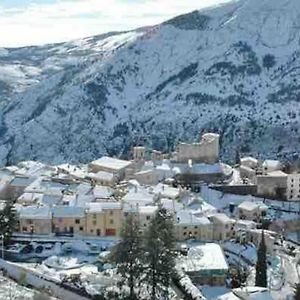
<box><xmin>153</xmin><ymin>183</ymin><xmax>183</xmax><ymax>200</ymax></box>
<box><xmin>5</xmin><ymin>176</ymin><xmax>35</xmax><ymax>200</ymax></box>
<box><xmin>240</xmin><ymin>157</ymin><xmax>259</xmax><ymax>169</ymax></box>
<box><xmin>176</xmin><ymin>133</ymin><xmax>220</xmax><ymax>164</ymax></box>
<box><xmin>122</xmin><ymin>187</ymin><xmax>155</xmax><ymax>207</ymax></box>
<box><xmin>85</xmin><ymin>202</ymin><xmax>123</xmax><ymax>237</ymax></box>
<box><xmin>134</xmin><ymin>169</ymin><xmax>159</xmax><ymax>186</ymax></box>
<box><xmin>209</xmin><ymin>213</ymin><xmax>235</xmax><ymax>241</ymax></box>
<box><xmin>156</xmin><ymin>161</ymin><xmax>173</xmax><ymax>181</ymax></box>
<box><xmin>87</xmin><ymin>171</ymin><xmax>117</xmax><ymax>186</ymax></box>
<box><xmin>92</xmin><ymin>185</ymin><xmax>114</xmax><ymax>201</ymax></box>
<box><xmin>19</xmin><ymin>206</ymin><xmax>52</xmax><ymax>235</ymax></box>
<box><xmin>52</xmin><ymin>206</ymin><xmax>86</xmax><ymax>235</ymax></box>
<box><xmin>138</xmin><ymin>206</ymin><xmax>157</xmax><ymax>230</ymax></box>
<box><xmin>286</xmin><ymin>173</ymin><xmax>300</xmax><ymax>201</ymax></box>
<box><xmin>176</xmin><ymin>243</ymin><xmax>229</xmax><ymax>286</ymax></box>
<box><xmin>256</xmin><ymin>171</ymin><xmax>287</xmax><ymax>198</ymax></box>
<box><xmin>89</xmin><ymin>156</ymin><xmax>133</xmax><ymax>181</ymax></box>
<box><xmin>173</xmin><ymin>162</ymin><xmax>229</xmax><ymax>186</ymax></box>
<box><xmin>240</xmin><ymin>165</ymin><xmax>256</xmax><ymax>182</ymax></box>
<box><xmin>238</xmin><ymin>201</ymin><xmax>268</xmax><ymax>221</ymax></box>
<box><xmin>175</xmin><ymin>210</ymin><xmax>212</xmax><ymax>241</ymax></box>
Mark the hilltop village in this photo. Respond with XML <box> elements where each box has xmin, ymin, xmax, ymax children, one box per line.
<box><xmin>0</xmin><ymin>133</ymin><xmax>299</xmax><ymax>300</ymax></box>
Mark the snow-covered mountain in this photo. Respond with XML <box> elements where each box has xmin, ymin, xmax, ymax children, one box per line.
<box><xmin>1</xmin><ymin>0</ymin><xmax>300</xmax><ymax>166</ymax></box>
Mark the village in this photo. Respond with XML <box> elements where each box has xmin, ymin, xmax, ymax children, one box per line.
<box><xmin>0</xmin><ymin>132</ymin><xmax>299</xmax><ymax>300</ymax></box>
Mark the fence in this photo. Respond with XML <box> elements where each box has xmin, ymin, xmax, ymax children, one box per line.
<box><xmin>0</xmin><ymin>258</ymin><xmax>89</xmax><ymax>300</ymax></box>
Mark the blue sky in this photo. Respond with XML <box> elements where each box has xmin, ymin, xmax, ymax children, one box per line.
<box><xmin>0</xmin><ymin>0</ymin><xmax>230</xmax><ymax>47</ymax></box>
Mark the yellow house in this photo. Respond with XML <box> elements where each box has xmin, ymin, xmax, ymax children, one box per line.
<box><xmin>52</xmin><ymin>206</ymin><xmax>86</xmax><ymax>235</ymax></box>
<box><xmin>175</xmin><ymin>210</ymin><xmax>213</xmax><ymax>241</ymax></box>
<box><xmin>86</xmin><ymin>202</ymin><xmax>123</xmax><ymax>237</ymax></box>
<box><xmin>19</xmin><ymin>206</ymin><xmax>52</xmax><ymax>235</ymax></box>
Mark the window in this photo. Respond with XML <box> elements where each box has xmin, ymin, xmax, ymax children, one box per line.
<box><xmin>144</xmin><ymin>223</ymin><xmax>147</xmax><ymax>227</ymax></box>
<box><xmin>183</xmin><ymin>232</ymin><xmax>187</xmax><ymax>236</ymax></box>
<box><xmin>194</xmin><ymin>231</ymin><xmax>197</xmax><ymax>235</ymax></box>
<box><xmin>183</xmin><ymin>226</ymin><xmax>187</xmax><ymax>230</ymax></box>
<box><xmin>124</xmin><ymin>212</ymin><xmax>128</xmax><ymax>217</ymax></box>
<box><xmin>93</xmin><ymin>214</ymin><xmax>97</xmax><ymax>219</ymax></box>
<box><xmin>79</xmin><ymin>227</ymin><xmax>84</xmax><ymax>231</ymax></box>
<box><xmin>93</xmin><ymin>220</ymin><xmax>97</xmax><ymax>226</ymax></box>
<box><xmin>146</xmin><ymin>215</ymin><xmax>151</xmax><ymax>220</ymax></box>
<box><xmin>194</xmin><ymin>226</ymin><xmax>198</xmax><ymax>229</ymax></box>
<box><xmin>75</xmin><ymin>219</ymin><xmax>80</xmax><ymax>224</ymax></box>
<box><xmin>22</xmin><ymin>226</ymin><xmax>27</xmax><ymax>232</ymax></box>
<box><xmin>110</xmin><ymin>210</ymin><xmax>114</xmax><ymax>215</ymax></box>
<box><xmin>110</xmin><ymin>219</ymin><xmax>114</xmax><ymax>225</ymax></box>
<box><xmin>90</xmin><ymin>229</ymin><xmax>94</xmax><ymax>233</ymax></box>
<box><xmin>26</xmin><ymin>219</ymin><xmax>33</xmax><ymax>225</ymax></box>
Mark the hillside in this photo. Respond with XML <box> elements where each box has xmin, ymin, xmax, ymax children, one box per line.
<box><xmin>0</xmin><ymin>0</ymin><xmax>300</xmax><ymax>166</ymax></box>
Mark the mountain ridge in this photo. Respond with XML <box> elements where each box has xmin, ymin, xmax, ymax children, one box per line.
<box><xmin>0</xmin><ymin>0</ymin><xmax>300</xmax><ymax>166</ymax></box>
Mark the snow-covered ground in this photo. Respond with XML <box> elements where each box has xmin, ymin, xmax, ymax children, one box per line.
<box><xmin>0</xmin><ymin>271</ymin><xmax>36</xmax><ymax>300</ymax></box>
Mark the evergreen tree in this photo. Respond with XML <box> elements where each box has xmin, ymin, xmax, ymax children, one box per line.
<box><xmin>0</xmin><ymin>200</ymin><xmax>17</xmax><ymax>246</ymax></box>
<box><xmin>110</xmin><ymin>213</ymin><xmax>143</xmax><ymax>300</ymax></box>
<box><xmin>143</xmin><ymin>207</ymin><xmax>177</xmax><ymax>299</ymax></box>
<box><xmin>294</xmin><ymin>282</ymin><xmax>300</xmax><ymax>300</ymax></box>
<box><xmin>255</xmin><ymin>230</ymin><xmax>268</xmax><ymax>287</ymax></box>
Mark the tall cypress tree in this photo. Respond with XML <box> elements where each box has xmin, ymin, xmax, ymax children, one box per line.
<box><xmin>110</xmin><ymin>213</ymin><xmax>143</xmax><ymax>300</ymax></box>
<box><xmin>0</xmin><ymin>200</ymin><xmax>17</xmax><ymax>246</ymax></box>
<box><xmin>255</xmin><ymin>230</ymin><xmax>268</xmax><ymax>287</ymax></box>
<box><xmin>143</xmin><ymin>207</ymin><xmax>177</xmax><ymax>299</ymax></box>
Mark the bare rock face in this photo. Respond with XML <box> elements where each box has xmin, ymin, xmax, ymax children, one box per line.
<box><xmin>1</xmin><ymin>0</ymin><xmax>300</xmax><ymax>166</ymax></box>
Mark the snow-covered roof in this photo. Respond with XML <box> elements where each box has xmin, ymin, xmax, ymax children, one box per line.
<box><xmin>176</xmin><ymin>210</ymin><xmax>211</xmax><ymax>226</ymax></box>
<box><xmin>19</xmin><ymin>206</ymin><xmax>52</xmax><ymax>220</ymax></box>
<box><xmin>135</xmin><ymin>169</ymin><xmax>155</xmax><ymax>176</ymax></box>
<box><xmin>122</xmin><ymin>188</ymin><xmax>154</xmax><ymax>205</ymax></box>
<box><xmin>262</xmin><ymin>160</ymin><xmax>282</xmax><ymax>169</ymax></box>
<box><xmin>88</xmin><ymin>171</ymin><xmax>115</xmax><ymax>181</ymax></box>
<box><xmin>161</xmin><ymin>198</ymin><xmax>184</xmax><ymax>212</ymax></box>
<box><xmin>90</xmin><ymin>156</ymin><xmax>132</xmax><ymax>171</ymax></box>
<box><xmin>156</xmin><ymin>163</ymin><xmax>171</xmax><ymax>171</ymax></box>
<box><xmin>238</xmin><ymin>201</ymin><xmax>268</xmax><ymax>212</ymax></box>
<box><xmin>10</xmin><ymin>176</ymin><xmax>35</xmax><ymax>187</ymax></box>
<box><xmin>93</xmin><ymin>185</ymin><xmax>114</xmax><ymax>199</ymax></box>
<box><xmin>209</xmin><ymin>213</ymin><xmax>235</xmax><ymax>224</ymax></box>
<box><xmin>39</xmin><ymin>194</ymin><xmax>62</xmax><ymax>206</ymax></box>
<box><xmin>177</xmin><ymin>243</ymin><xmax>228</xmax><ymax>272</ymax></box>
<box><xmin>52</xmin><ymin>206</ymin><xmax>85</xmax><ymax>218</ymax></box>
<box><xmin>266</xmin><ymin>170</ymin><xmax>287</xmax><ymax>177</ymax></box>
<box><xmin>86</xmin><ymin>202</ymin><xmax>121</xmax><ymax>213</ymax></box>
<box><xmin>241</xmin><ymin>157</ymin><xmax>258</xmax><ymax>164</ymax></box>
<box><xmin>139</xmin><ymin>205</ymin><xmax>158</xmax><ymax>215</ymax></box>
<box><xmin>153</xmin><ymin>183</ymin><xmax>180</xmax><ymax>199</ymax></box>
<box><xmin>17</xmin><ymin>192</ymin><xmax>44</xmax><ymax>203</ymax></box>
